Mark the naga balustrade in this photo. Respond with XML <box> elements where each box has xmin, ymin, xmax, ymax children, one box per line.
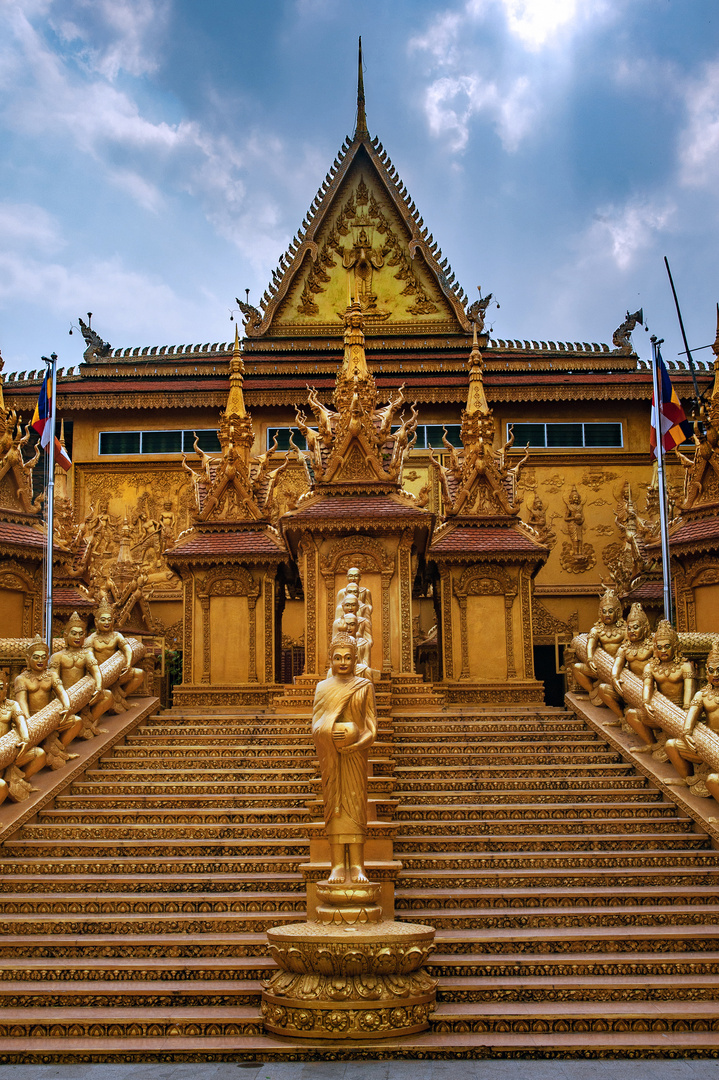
<box><xmin>0</xmin><ymin>638</ymin><xmax>146</xmax><ymax>771</ymax></box>
<box><xmin>571</xmin><ymin>633</ymin><xmax>719</xmax><ymax>774</ymax></box>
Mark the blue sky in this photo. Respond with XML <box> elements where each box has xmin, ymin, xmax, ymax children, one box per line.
<box><xmin>1</xmin><ymin>0</ymin><xmax>718</xmax><ymax>375</ymax></box>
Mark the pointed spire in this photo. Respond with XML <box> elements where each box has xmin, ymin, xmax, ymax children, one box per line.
<box><xmin>465</xmin><ymin>319</ymin><xmax>489</xmax><ymax>417</ymax></box>
<box><xmin>355</xmin><ymin>36</ymin><xmax>368</xmax><ymax>139</ymax></box>
<box><xmin>226</xmin><ymin>324</ymin><xmax>247</xmax><ymax>419</ymax></box>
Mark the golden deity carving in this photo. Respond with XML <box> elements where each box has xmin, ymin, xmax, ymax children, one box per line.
<box><xmin>85</xmin><ymin>598</ymin><xmax>144</xmax><ymax>709</ymax></box>
<box><xmin>598</xmin><ymin>602</ymin><xmax>653</xmax><ymax>726</ymax></box>
<box><xmin>312</xmin><ymin>634</ymin><xmax>377</xmax><ymax>887</ymax></box>
<box><xmin>0</xmin><ymin>669</ymin><xmax>45</xmax><ymax>803</ymax></box>
<box><xmin>666</xmin><ymin>642</ymin><xmax>719</xmax><ymax>798</ymax></box>
<box><xmin>560</xmin><ymin>484</ymin><xmax>596</xmax><ymax>573</ymax></box>
<box><xmin>572</xmin><ymin>591</ymin><xmax>626</xmax><ymax>703</ymax></box>
<box><xmin>50</xmin><ymin>613</ymin><xmax>113</xmax><ymax>739</ymax></box>
<box><xmin>627</xmin><ymin>620</ymin><xmax>696</xmax><ymax>754</ymax></box>
<box><xmin>14</xmin><ymin>637</ymin><xmax>79</xmax><ymax>749</ymax></box>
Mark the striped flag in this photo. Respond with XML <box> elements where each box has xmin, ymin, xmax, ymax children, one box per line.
<box><xmin>53</xmin><ymin>437</ymin><xmax>72</xmax><ymax>472</ymax></box>
<box><xmin>650</xmin><ymin>354</ymin><xmax>692</xmax><ymax>458</ymax></box>
<box><xmin>31</xmin><ymin>370</ymin><xmax>53</xmax><ymax>449</ymax></box>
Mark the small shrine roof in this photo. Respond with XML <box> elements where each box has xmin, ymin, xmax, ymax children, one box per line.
<box><xmin>652</xmin><ymin>513</ymin><xmax>719</xmax><ymax>556</ymax></box>
<box><xmin>0</xmin><ymin>521</ymin><xmax>46</xmax><ymax>551</ymax></box>
<box><xmin>166</xmin><ymin>527</ymin><xmax>286</xmax><ymax>563</ymax></box>
<box><xmin>430</xmin><ymin>522</ymin><xmax>548</xmax><ymax>562</ymax></box>
<box><xmin>281</xmin><ymin>494</ymin><xmax>431</xmax><ymax>531</ymax></box>
<box><xmin>53</xmin><ymin>586</ymin><xmax>94</xmax><ymax>609</ymax></box>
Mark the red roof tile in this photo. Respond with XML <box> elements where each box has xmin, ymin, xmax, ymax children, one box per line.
<box><xmin>53</xmin><ymin>586</ymin><xmax>94</xmax><ymax>608</ymax></box>
<box><xmin>666</xmin><ymin>514</ymin><xmax>719</xmax><ymax>552</ymax></box>
<box><xmin>168</xmin><ymin>529</ymin><xmax>285</xmax><ymax>559</ymax></box>
<box><xmin>430</xmin><ymin>523</ymin><xmax>547</xmax><ymax>559</ymax></box>
<box><xmin>0</xmin><ymin>522</ymin><xmax>45</xmax><ymax>549</ymax></box>
<box><xmin>284</xmin><ymin>495</ymin><xmax>429</xmax><ymax>524</ymax></box>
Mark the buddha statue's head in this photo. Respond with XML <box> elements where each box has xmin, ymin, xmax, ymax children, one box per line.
<box><xmin>64</xmin><ymin>612</ymin><xmax>86</xmax><ymax>649</ymax></box>
<box><xmin>24</xmin><ymin>637</ymin><xmax>49</xmax><ymax>674</ymax></box>
<box><xmin>653</xmin><ymin>619</ymin><xmax>679</xmax><ymax>664</ymax></box>
<box><xmin>626</xmin><ymin>602</ymin><xmax>650</xmax><ymax>643</ymax></box>
<box><xmin>346</xmin><ymin>567</ymin><xmax>362</xmax><ymax>588</ymax></box>
<box><xmin>329</xmin><ymin>632</ymin><xmax>357</xmax><ymax>679</ymax></box>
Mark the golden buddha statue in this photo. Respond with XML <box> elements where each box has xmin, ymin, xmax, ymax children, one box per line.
<box><xmin>336</xmin><ymin>567</ymin><xmax>373</xmax><ymax>621</ymax></box>
<box><xmin>598</xmin><ymin>602</ymin><xmax>654</xmax><ymax>726</ymax></box>
<box><xmin>331</xmin><ymin>593</ymin><xmax>373</xmax><ymax>672</ymax></box>
<box><xmin>666</xmin><ymin>642</ymin><xmax>719</xmax><ymax>794</ymax></box>
<box><xmin>572</xmin><ymin>590</ymin><xmax>626</xmax><ymax>700</ymax></box>
<box><xmin>627</xmin><ymin>620</ymin><xmax>696</xmax><ymax>752</ymax></box>
<box><xmin>14</xmin><ymin>636</ymin><xmax>80</xmax><ymax>748</ymax></box>
<box><xmin>85</xmin><ymin>597</ymin><xmax>144</xmax><ymax>705</ymax></box>
<box><xmin>311</xmin><ymin>632</ymin><xmax>377</xmax><ymax>886</ymax></box>
<box><xmin>50</xmin><ymin>612</ymin><xmax>113</xmax><ymax>738</ymax></box>
<box><xmin>0</xmin><ymin>668</ymin><xmax>47</xmax><ymax>802</ymax></box>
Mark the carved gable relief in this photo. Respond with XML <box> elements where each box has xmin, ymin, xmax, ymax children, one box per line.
<box><xmin>272</xmin><ymin>161</ymin><xmax>460</xmax><ymax>331</ymax></box>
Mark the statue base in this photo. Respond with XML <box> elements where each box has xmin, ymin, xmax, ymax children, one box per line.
<box><xmin>262</xmin><ymin>879</ymin><xmax>436</xmax><ymax>1040</ymax></box>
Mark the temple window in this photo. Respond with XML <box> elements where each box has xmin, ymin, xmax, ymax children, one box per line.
<box><xmin>98</xmin><ymin>429</ymin><xmax>221</xmax><ymax>455</ymax></box>
<box><xmin>507</xmin><ymin>422</ymin><xmax>623</xmax><ymax>449</ymax></box>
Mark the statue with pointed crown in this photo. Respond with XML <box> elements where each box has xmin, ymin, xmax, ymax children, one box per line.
<box><xmin>50</xmin><ymin>612</ymin><xmax>113</xmax><ymax>738</ymax></box>
<box><xmin>85</xmin><ymin>597</ymin><xmax>144</xmax><ymax>708</ymax></box>
<box><xmin>14</xmin><ymin>636</ymin><xmax>81</xmax><ymax>752</ymax></box>
<box><xmin>0</xmin><ymin>666</ymin><xmax>46</xmax><ymax>803</ymax></box>
<box><xmin>665</xmin><ymin>640</ymin><xmax>719</xmax><ymax>796</ymax></box>
<box><xmin>625</xmin><ymin>619</ymin><xmax>696</xmax><ymax>757</ymax></box>
<box><xmin>572</xmin><ymin>589</ymin><xmax>626</xmax><ymax>703</ymax></box>
<box><xmin>598</xmin><ymin>601</ymin><xmax>654</xmax><ymax>727</ymax></box>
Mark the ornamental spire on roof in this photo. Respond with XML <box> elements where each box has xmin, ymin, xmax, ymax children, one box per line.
<box><xmin>226</xmin><ymin>324</ymin><xmax>247</xmax><ymax>420</ymax></box>
<box><xmin>355</xmin><ymin>36</ymin><xmax>368</xmax><ymax>139</ymax></box>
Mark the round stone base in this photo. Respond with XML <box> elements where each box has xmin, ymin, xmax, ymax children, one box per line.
<box><xmin>263</xmin><ymin>918</ymin><xmax>437</xmax><ymax>1041</ymax></box>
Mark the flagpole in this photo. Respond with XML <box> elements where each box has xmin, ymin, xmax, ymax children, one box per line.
<box><xmin>650</xmin><ymin>335</ymin><xmax>674</xmax><ymax>624</ymax></box>
<box><xmin>42</xmin><ymin>352</ymin><xmax>57</xmax><ymax>653</ymax></box>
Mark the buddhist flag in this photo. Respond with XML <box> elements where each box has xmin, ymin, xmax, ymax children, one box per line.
<box><xmin>52</xmin><ymin>437</ymin><xmax>72</xmax><ymax>472</ymax></box>
<box><xmin>31</xmin><ymin>370</ymin><xmax>53</xmax><ymax>449</ymax></box>
<box><xmin>650</xmin><ymin>354</ymin><xmax>692</xmax><ymax>458</ymax></box>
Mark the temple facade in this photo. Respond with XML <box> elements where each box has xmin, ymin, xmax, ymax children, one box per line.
<box><xmin>1</xmin><ymin>65</ymin><xmax>717</xmax><ymax>705</ymax></box>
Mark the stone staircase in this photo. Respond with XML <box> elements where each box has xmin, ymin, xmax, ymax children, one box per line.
<box><xmin>0</xmin><ymin>702</ymin><xmax>718</xmax><ymax>1061</ymax></box>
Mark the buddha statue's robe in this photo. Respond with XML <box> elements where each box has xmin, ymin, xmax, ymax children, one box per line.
<box><xmin>311</xmin><ymin>673</ymin><xmax>377</xmax><ymax>844</ymax></box>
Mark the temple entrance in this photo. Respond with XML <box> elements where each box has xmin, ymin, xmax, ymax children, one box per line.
<box><xmin>533</xmin><ymin>643</ymin><xmax>566</xmax><ymax>707</ymax></box>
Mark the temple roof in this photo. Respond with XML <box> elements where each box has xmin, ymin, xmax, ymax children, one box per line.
<box><xmin>166</xmin><ymin>527</ymin><xmax>286</xmax><ymax>564</ymax></box>
<box><xmin>430</xmin><ymin>521</ymin><xmax>547</xmax><ymax>562</ymax></box>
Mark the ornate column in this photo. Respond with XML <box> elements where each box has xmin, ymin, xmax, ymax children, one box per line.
<box><xmin>399</xmin><ymin>532</ymin><xmax>414</xmax><ymax>673</ymax></box>
<box><xmin>300</xmin><ymin>535</ymin><xmax>319</xmax><ymax>675</ymax></box>
<box><xmin>247</xmin><ymin>582</ymin><xmax>260</xmax><ymax>682</ymax></box>
<box><xmin>263</xmin><ymin>571</ymin><xmax>275</xmax><ymax>684</ymax></box>
<box><xmin>181</xmin><ymin>570</ymin><xmax>194</xmax><ymax>684</ymax></box>
<box><xmin>200</xmin><ymin>594</ymin><xmax>211</xmax><ymax>683</ymax></box>
<box><xmin>440</xmin><ymin>567</ymin><xmax>453</xmax><ymax>680</ymax></box>
<box><xmin>380</xmin><ymin>571</ymin><xmax>393</xmax><ymax>673</ymax></box>
<box><xmin>504</xmin><ymin>593</ymin><xmax>517</xmax><ymax>680</ymax></box>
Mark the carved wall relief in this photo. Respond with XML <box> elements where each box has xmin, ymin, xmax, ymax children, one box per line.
<box><xmin>559</xmin><ymin>484</ymin><xmax>596</xmax><ymax>574</ymax></box>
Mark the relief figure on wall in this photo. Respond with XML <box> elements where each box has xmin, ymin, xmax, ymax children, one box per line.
<box><xmin>311</xmin><ymin>633</ymin><xmax>377</xmax><ymax>885</ymax></box>
<box><xmin>560</xmin><ymin>485</ymin><xmax>596</xmax><ymax>573</ymax></box>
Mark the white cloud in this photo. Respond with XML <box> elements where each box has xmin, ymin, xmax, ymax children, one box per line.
<box><xmin>0</xmin><ymin>202</ymin><xmax>64</xmax><ymax>253</ymax></box>
<box><xmin>585</xmin><ymin>198</ymin><xmax>675</xmax><ymax>271</ymax></box>
<box><xmin>411</xmin><ymin>0</ymin><xmax>619</xmax><ymax>151</ymax></box>
<box><xmin>679</xmin><ymin>60</ymin><xmax>719</xmax><ymax>190</ymax></box>
<box><xmin>424</xmin><ymin>72</ymin><xmax>535</xmax><ymax>152</ymax></box>
<box><xmin>49</xmin><ymin>0</ymin><xmax>169</xmax><ymax>80</ymax></box>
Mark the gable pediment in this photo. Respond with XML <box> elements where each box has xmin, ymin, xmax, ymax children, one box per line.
<box><xmin>245</xmin><ymin>138</ymin><xmax>470</xmax><ymax>339</ymax></box>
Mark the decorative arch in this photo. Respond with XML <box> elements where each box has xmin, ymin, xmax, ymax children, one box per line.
<box><xmin>196</xmin><ymin>565</ymin><xmax>261</xmax><ymax>683</ymax></box>
<box><xmin>452</xmin><ymin>565</ymin><xmax>519</xmax><ymax>680</ymax></box>
<box><xmin>0</xmin><ymin>560</ymin><xmax>40</xmax><ymax>637</ymax></box>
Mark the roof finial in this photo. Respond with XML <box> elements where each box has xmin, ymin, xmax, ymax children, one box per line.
<box><xmin>355</xmin><ymin>36</ymin><xmax>368</xmax><ymax>139</ymax></box>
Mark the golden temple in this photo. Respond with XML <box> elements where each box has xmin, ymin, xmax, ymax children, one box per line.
<box><xmin>1</xmin><ymin>42</ymin><xmax>719</xmax><ymax>1062</ymax></box>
